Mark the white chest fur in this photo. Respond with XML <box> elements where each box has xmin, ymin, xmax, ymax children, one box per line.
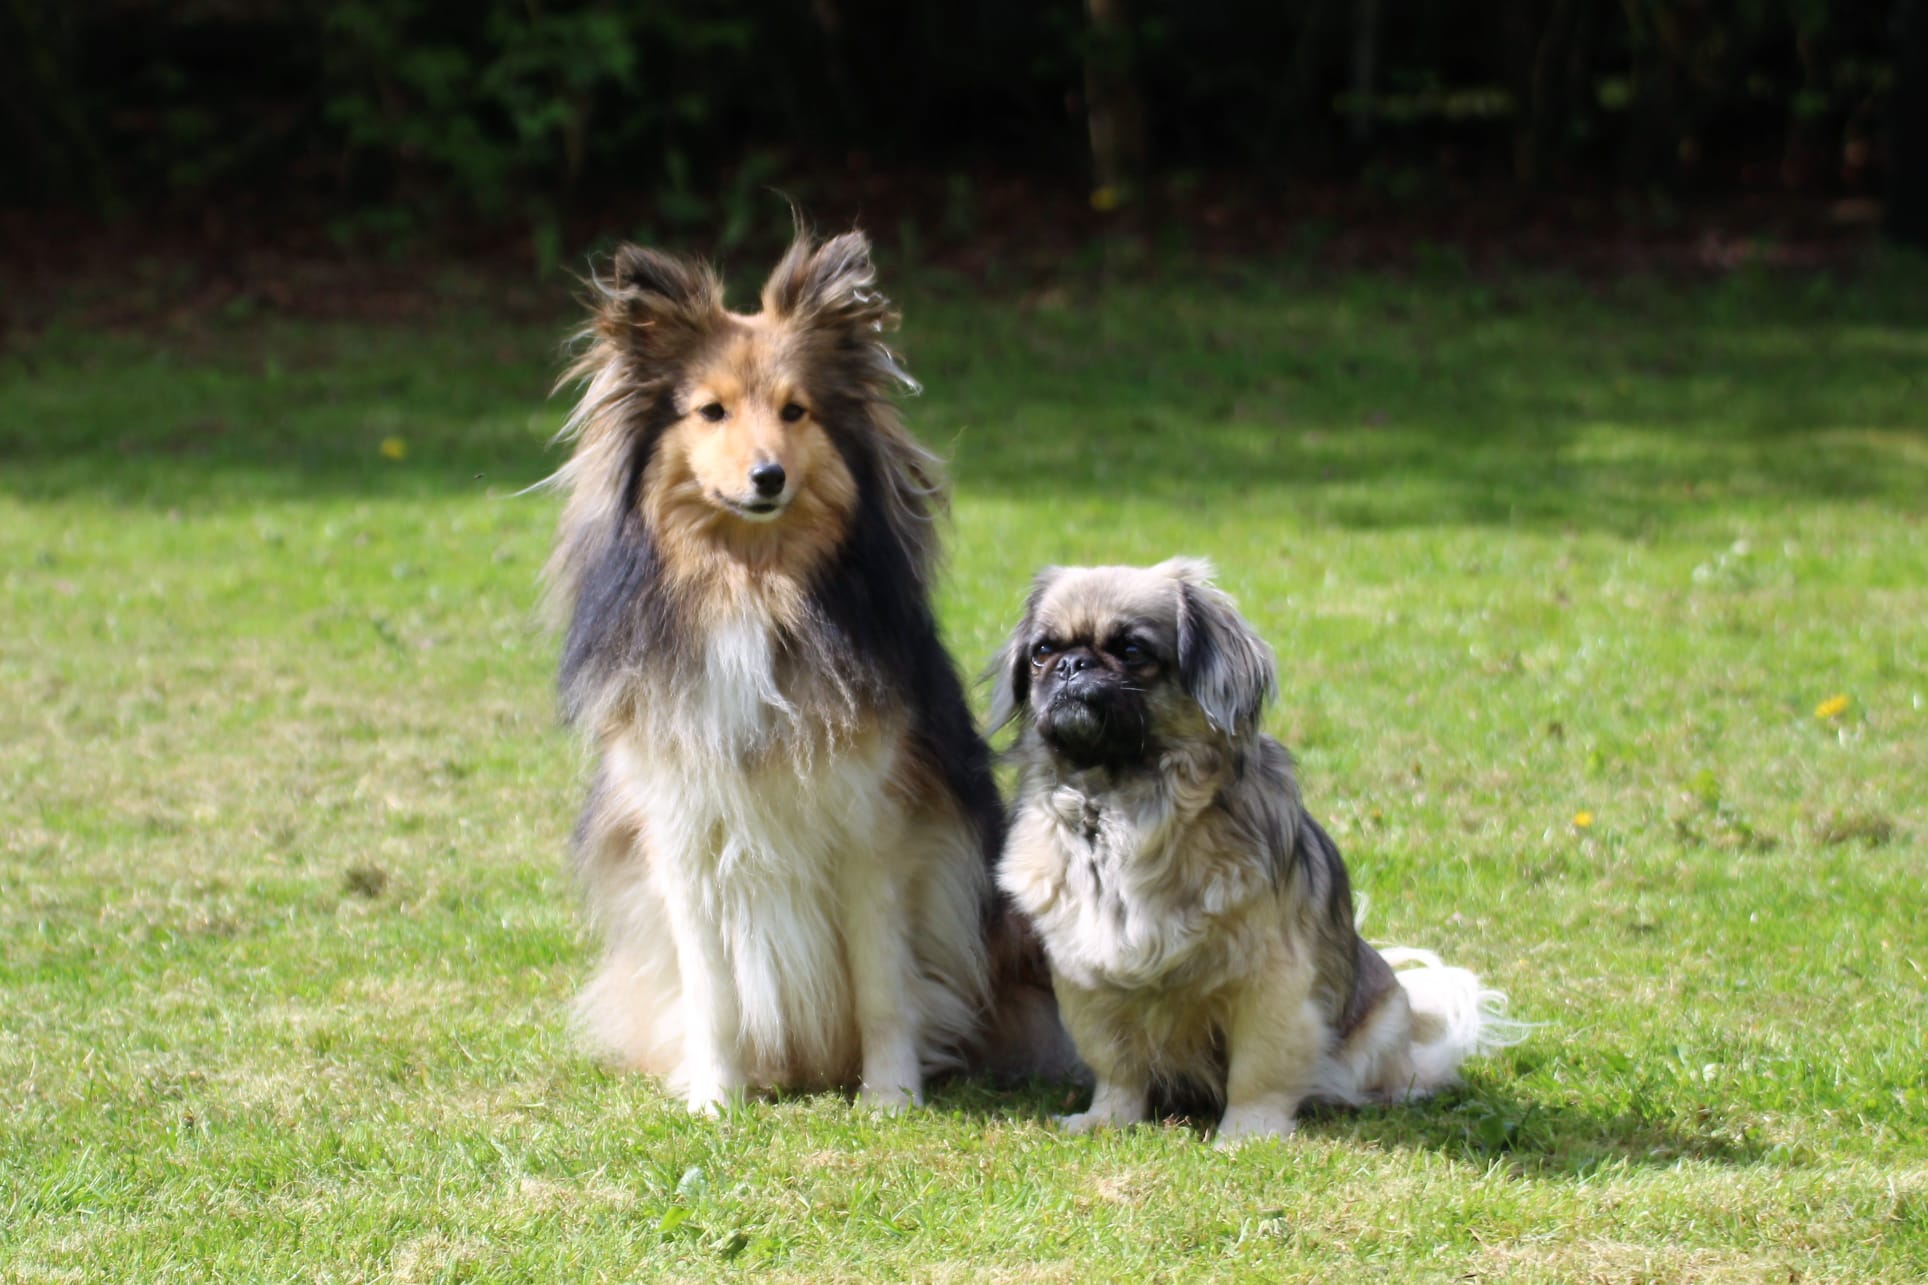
<box><xmin>607</xmin><ymin>719</ymin><xmax>902</xmax><ymax>1071</ymax></box>
<box><xmin>1000</xmin><ymin>780</ymin><xmax>1265</xmax><ymax>993</ymax></box>
<box><xmin>689</xmin><ymin>606</ymin><xmax>797</xmax><ymax>754</ymax></box>
<box><xmin>601</xmin><ymin>597</ymin><xmax>903</xmax><ymax>1074</ymax></box>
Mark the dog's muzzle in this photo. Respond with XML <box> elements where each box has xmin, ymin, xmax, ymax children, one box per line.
<box><xmin>1038</xmin><ymin>680</ymin><xmax>1148</xmax><ymax>770</ymax></box>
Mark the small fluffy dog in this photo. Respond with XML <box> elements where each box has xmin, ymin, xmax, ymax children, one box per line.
<box><xmin>543</xmin><ymin>229</ymin><xmax>1057</xmax><ymax>1112</ymax></box>
<box><xmin>991</xmin><ymin>559</ymin><xmax>1518</xmax><ymax>1142</ymax></box>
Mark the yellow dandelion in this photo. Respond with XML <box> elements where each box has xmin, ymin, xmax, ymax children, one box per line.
<box><xmin>1814</xmin><ymin>694</ymin><xmax>1849</xmax><ymax>720</ymax></box>
<box><xmin>1090</xmin><ymin>185</ymin><xmax>1121</xmax><ymax>213</ymax></box>
<box><xmin>379</xmin><ymin>437</ymin><xmax>408</xmax><ymax>462</ymax></box>
<box><xmin>1573</xmin><ymin>810</ymin><xmax>1594</xmax><ymax>829</ymax></box>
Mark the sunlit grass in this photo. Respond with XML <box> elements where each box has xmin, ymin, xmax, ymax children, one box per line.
<box><xmin>3</xmin><ymin>261</ymin><xmax>1925</xmax><ymax>1281</ymax></box>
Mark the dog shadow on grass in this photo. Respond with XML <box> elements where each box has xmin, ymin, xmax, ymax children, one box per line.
<box><xmin>928</xmin><ymin>1074</ymin><xmax>1763</xmax><ymax>1176</ymax></box>
<box><xmin>1298</xmin><ymin>1082</ymin><xmax>1766</xmax><ymax>1175</ymax></box>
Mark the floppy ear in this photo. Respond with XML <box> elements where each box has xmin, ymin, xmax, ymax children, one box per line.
<box><xmin>593</xmin><ymin>244</ymin><xmax>725</xmax><ymax>361</ymax></box>
<box><xmin>984</xmin><ymin>568</ymin><xmax>1062</xmax><ymax>732</ymax></box>
<box><xmin>1165</xmin><ymin>559</ymin><xmax>1276</xmax><ymax>738</ymax></box>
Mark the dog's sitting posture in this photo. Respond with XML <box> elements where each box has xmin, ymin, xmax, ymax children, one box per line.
<box><xmin>991</xmin><ymin>559</ymin><xmax>1520</xmax><ymax>1142</ymax></box>
<box><xmin>543</xmin><ymin>230</ymin><xmax>1061</xmax><ymax>1112</ymax></box>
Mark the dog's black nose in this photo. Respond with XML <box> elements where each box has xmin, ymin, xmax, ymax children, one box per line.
<box><xmin>1054</xmin><ymin>652</ymin><xmax>1096</xmax><ymax>680</ymax></box>
<box><xmin>749</xmin><ymin>461</ymin><xmax>786</xmax><ymax>498</ymax></box>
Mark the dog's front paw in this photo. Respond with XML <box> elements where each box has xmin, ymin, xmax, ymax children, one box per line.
<box><xmin>857</xmin><ymin>1043</ymin><xmax>925</xmax><ymax>1113</ymax></box>
<box><xmin>1213</xmin><ymin>1104</ymin><xmax>1297</xmax><ymax>1148</ymax></box>
<box><xmin>683</xmin><ymin>1077</ymin><xmax>746</xmax><ymax>1118</ymax></box>
<box><xmin>859</xmin><ymin>1082</ymin><xmax>925</xmax><ymax>1113</ymax></box>
<box><xmin>1055</xmin><ymin>1109</ymin><xmax>1128</xmax><ymax>1135</ymax></box>
<box><xmin>685</xmin><ymin>1091</ymin><xmax>731</xmax><ymax>1118</ymax></box>
<box><xmin>1054</xmin><ymin>1079</ymin><xmax>1147</xmax><ymax>1135</ymax></box>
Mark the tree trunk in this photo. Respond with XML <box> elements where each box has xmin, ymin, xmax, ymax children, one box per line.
<box><xmin>1085</xmin><ymin>0</ymin><xmax>1147</xmax><ymax>213</ymax></box>
<box><xmin>1618</xmin><ymin>0</ymin><xmax>1682</xmax><ymax>188</ymax></box>
<box><xmin>1890</xmin><ymin>0</ymin><xmax>1928</xmax><ymax>247</ymax></box>
<box><xmin>1284</xmin><ymin>0</ymin><xmax>1340</xmax><ymax>175</ymax></box>
<box><xmin>1349</xmin><ymin>0</ymin><xmax>1381</xmax><ymax>144</ymax></box>
<box><xmin>1516</xmin><ymin>0</ymin><xmax>1583</xmax><ymax>189</ymax></box>
<box><xmin>0</xmin><ymin>0</ymin><xmax>113</xmax><ymax>208</ymax></box>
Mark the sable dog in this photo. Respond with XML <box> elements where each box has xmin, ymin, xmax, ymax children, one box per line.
<box><xmin>991</xmin><ymin>559</ymin><xmax>1519</xmax><ymax>1142</ymax></box>
<box><xmin>544</xmin><ymin>230</ymin><xmax>1059</xmax><ymax>1112</ymax></box>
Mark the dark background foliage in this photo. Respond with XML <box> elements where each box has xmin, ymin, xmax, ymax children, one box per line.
<box><xmin>2</xmin><ymin>0</ymin><xmax>1924</xmax><ymax>266</ymax></box>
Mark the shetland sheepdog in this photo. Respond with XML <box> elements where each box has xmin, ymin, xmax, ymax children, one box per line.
<box><xmin>542</xmin><ymin>229</ymin><xmax>1064</xmax><ymax>1112</ymax></box>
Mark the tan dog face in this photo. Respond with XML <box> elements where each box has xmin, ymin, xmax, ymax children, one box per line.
<box><xmin>991</xmin><ymin>559</ymin><xmax>1278</xmax><ymax>768</ymax></box>
<box><xmin>667</xmin><ymin>321</ymin><xmax>846</xmax><ymax>525</ymax></box>
<box><xmin>574</xmin><ymin>232</ymin><xmax>933</xmax><ymax>572</ymax></box>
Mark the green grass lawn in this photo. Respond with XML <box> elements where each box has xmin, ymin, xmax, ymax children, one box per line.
<box><xmin>3</xmin><ymin>258</ymin><xmax>1925</xmax><ymax>1282</ymax></box>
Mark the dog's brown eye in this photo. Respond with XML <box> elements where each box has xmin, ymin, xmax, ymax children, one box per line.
<box><xmin>779</xmin><ymin>403</ymin><xmax>807</xmax><ymax>423</ymax></box>
<box><xmin>1030</xmin><ymin>641</ymin><xmax>1056</xmax><ymax>665</ymax></box>
<box><xmin>697</xmin><ymin>402</ymin><xmax>727</xmax><ymax>422</ymax></box>
<box><xmin>1121</xmin><ymin>642</ymin><xmax>1149</xmax><ymax>665</ymax></box>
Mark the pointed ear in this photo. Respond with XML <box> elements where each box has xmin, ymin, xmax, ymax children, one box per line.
<box><xmin>1164</xmin><ymin>559</ymin><xmax>1276</xmax><ymax>738</ymax></box>
<box><xmin>760</xmin><ymin>229</ymin><xmax>896</xmax><ymax>340</ymax></box>
<box><xmin>593</xmin><ymin>244</ymin><xmax>725</xmax><ymax>360</ymax></box>
<box><xmin>984</xmin><ymin>568</ymin><xmax>1062</xmax><ymax>733</ymax></box>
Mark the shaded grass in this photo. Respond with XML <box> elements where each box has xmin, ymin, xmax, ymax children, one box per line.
<box><xmin>3</xmin><ymin>261</ymin><xmax>1926</xmax><ymax>1281</ymax></box>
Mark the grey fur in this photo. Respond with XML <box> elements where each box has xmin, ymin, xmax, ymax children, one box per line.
<box><xmin>993</xmin><ymin>559</ymin><xmax>1518</xmax><ymax>1140</ymax></box>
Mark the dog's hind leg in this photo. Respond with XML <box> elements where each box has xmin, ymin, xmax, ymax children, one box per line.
<box><xmin>1317</xmin><ymin>981</ymin><xmax>1418</xmax><ymax>1106</ymax></box>
<box><xmin>571</xmin><ymin>768</ymin><xmax>685</xmax><ymax>1079</ymax></box>
<box><xmin>840</xmin><ymin>851</ymin><xmax>926</xmax><ymax>1109</ymax></box>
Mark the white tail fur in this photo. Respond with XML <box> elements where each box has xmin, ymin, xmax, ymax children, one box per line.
<box><xmin>1380</xmin><ymin>946</ymin><xmax>1530</xmax><ymax>1093</ymax></box>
